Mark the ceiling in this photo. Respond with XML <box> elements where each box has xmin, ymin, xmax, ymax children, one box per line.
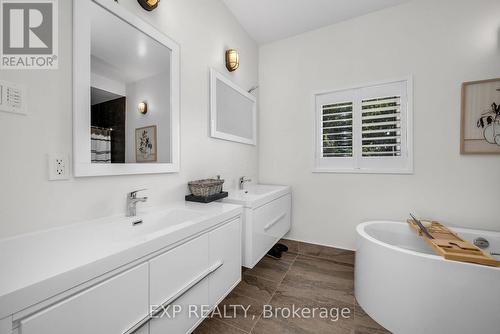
<box><xmin>222</xmin><ymin>0</ymin><xmax>412</xmax><ymax>44</ymax></box>
<box><xmin>90</xmin><ymin>1</ymin><xmax>170</xmax><ymax>84</ymax></box>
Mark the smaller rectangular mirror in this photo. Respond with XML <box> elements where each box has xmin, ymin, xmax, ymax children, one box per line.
<box><xmin>210</xmin><ymin>69</ymin><xmax>257</xmax><ymax>145</ymax></box>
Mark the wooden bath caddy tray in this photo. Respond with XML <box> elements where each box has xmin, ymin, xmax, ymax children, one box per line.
<box><xmin>407</xmin><ymin>218</ymin><xmax>500</xmax><ymax>267</ymax></box>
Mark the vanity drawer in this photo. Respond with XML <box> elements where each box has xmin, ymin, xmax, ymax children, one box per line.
<box><xmin>149</xmin><ymin>279</ymin><xmax>209</xmax><ymax>334</ymax></box>
<box><xmin>18</xmin><ymin>263</ymin><xmax>149</xmax><ymax>334</ymax></box>
<box><xmin>253</xmin><ymin>194</ymin><xmax>291</xmax><ymax>260</ymax></box>
<box><xmin>149</xmin><ymin>234</ymin><xmax>210</xmax><ymax>334</ymax></box>
<box><xmin>255</xmin><ymin>194</ymin><xmax>291</xmax><ymax>238</ymax></box>
<box><xmin>149</xmin><ymin>234</ymin><xmax>209</xmax><ymax>306</ymax></box>
<box><xmin>208</xmin><ymin>218</ymin><xmax>241</xmax><ymax>306</ymax></box>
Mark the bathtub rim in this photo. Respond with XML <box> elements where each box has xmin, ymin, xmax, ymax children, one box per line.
<box><xmin>356</xmin><ymin>221</ymin><xmax>500</xmax><ymax>270</ymax></box>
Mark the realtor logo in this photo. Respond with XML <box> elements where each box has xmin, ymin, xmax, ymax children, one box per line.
<box><xmin>1</xmin><ymin>0</ymin><xmax>58</xmax><ymax>69</ymax></box>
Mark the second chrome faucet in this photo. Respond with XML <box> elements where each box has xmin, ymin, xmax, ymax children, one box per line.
<box><xmin>239</xmin><ymin>176</ymin><xmax>252</xmax><ymax>190</ymax></box>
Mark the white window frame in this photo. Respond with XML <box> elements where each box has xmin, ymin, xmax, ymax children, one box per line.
<box><xmin>313</xmin><ymin>76</ymin><xmax>413</xmax><ymax>174</ymax></box>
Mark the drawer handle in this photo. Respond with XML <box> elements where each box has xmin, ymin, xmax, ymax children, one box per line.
<box><xmin>150</xmin><ymin>260</ymin><xmax>223</xmax><ymax>317</ymax></box>
<box><xmin>264</xmin><ymin>212</ymin><xmax>287</xmax><ymax>231</ymax></box>
<box><xmin>124</xmin><ymin>260</ymin><xmax>224</xmax><ymax>334</ymax></box>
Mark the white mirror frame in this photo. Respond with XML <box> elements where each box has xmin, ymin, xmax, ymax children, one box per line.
<box><xmin>210</xmin><ymin>69</ymin><xmax>257</xmax><ymax>146</ymax></box>
<box><xmin>73</xmin><ymin>0</ymin><xmax>180</xmax><ymax>177</ymax></box>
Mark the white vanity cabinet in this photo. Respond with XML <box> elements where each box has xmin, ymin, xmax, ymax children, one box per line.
<box><xmin>208</xmin><ymin>218</ymin><xmax>241</xmax><ymax>306</ymax></box>
<box><xmin>251</xmin><ymin>193</ymin><xmax>292</xmax><ymax>265</ymax></box>
<box><xmin>148</xmin><ymin>234</ymin><xmax>210</xmax><ymax>334</ymax></box>
<box><xmin>149</xmin><ymin>218</ymin><xmax>241</xmax><ymax>333</ymax></box>
<box><xmin>16</xmin><ymin>263</ymin><xmax>149</xmax><ymax>334</ymax></box>
<box><xmin>223</xmin><ymin>185</ymin><xmax>292</xmax><ymax>268</ymax></box>
<box><xmin>4</xmin><ymin>215</ymin><xmax>242</xmax><ymax>334</ymax></box>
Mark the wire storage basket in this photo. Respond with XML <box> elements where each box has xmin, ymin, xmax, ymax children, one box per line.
<box><xmin>188</xmin><ymin>178</ymin><xmax>224</xmax><ymax>197</ymax></box>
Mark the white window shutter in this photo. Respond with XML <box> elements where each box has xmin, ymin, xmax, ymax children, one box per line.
<box><xmin>361</xmin><ymin>96</ymin><xmax>402</xmax><ymax>157</ymax></box>
<box><xmin>322</xmin><ymin>102</ymin><xmax>353</xmax><ymax>157</ymax></box>
<box><xmin>314</xmin><ymin>78</ymin><xmax>413</xmax><ymax>174</ymax></box>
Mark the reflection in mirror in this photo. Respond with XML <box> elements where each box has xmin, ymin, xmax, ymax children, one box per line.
<box><xmin>90</xmin><ymin>1</ymin><xmax>171</xmax><ymax>164</ymax></box>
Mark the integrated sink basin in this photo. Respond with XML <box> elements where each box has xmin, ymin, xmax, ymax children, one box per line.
<box><xmin>224</xmin><ymin>184</ymin><xmax>292</xmax><ymax>209</ymax></box>
<box><xmin>131</xmin><ymin>208</ymin><xmax>205</xmax><ymax>235</ymax></box>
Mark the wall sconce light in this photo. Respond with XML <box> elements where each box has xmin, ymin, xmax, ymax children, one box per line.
<box><xmin>138</xmin><ymin>102</ymin><xmax>148</xmax><ymax>114</ymax></box>
<box><xmin>225</xmin><ymin>49</ymin><xmax>239</xmax><ymax>72</ymax></box>
<box><xmin>137</xmin><ymin>0</ymin><xmax>160</xmax><ymax>11</ymax></box>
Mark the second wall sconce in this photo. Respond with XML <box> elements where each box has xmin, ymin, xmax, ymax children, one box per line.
<box><xmin>137</xmin><ymin>0</ymin><xmax>160</xmax><ymax>11</ymax></box>
<box><xmin>138</xmin><ymin>102</ymin><xmax>148</xmax><ymax>114</ymax></box>
<box><xmin>225</xmin><ymin>49</ymin><xmax>240</xmax><ymax>72</ymax></box>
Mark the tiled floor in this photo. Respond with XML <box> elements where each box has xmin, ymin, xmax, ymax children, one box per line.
<box><xmin>194</xmin><ymin>239</ymin><xmax>391</xmax><ymax>334</ymax></box>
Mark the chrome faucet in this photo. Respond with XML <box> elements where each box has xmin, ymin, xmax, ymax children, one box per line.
<box><xmin>127</xmin><ymin>189</ymin><xmax>148</xmax><ymax>217</ymax></box>
<box><xmin>239</xmin><ymin>177</ymin><xmax>252</xmax><ymax>190</ymax></box>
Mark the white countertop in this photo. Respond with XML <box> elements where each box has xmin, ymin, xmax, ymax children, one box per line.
<box><xmin>223</xmin><ymin>184</ymin><xmax>291</xmax><ymax>209</ymax></box>
<box><xmin>0</xmin><ymin>202</ymin><xmax>242</xmax><ymax>319</ymax></box>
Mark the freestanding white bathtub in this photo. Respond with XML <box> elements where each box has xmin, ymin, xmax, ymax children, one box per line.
<box><xmin>355</xmin><ymin>221</ymin><xmax>500</xmax><ymax>334</ymax></box>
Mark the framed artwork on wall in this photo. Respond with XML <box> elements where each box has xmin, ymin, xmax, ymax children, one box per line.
<box><xmin>135</xmin><ymin>125</ymin><xmax>157</xmax><ymax>162</ymax></box>
<box><xmin>461</xmin><ymin>78</ymin><xmax>500</xmax><ymax>154</ymax></box>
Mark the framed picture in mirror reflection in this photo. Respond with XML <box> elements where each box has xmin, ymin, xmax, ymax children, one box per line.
<box><xmin>135</xmin><ymin>125</ymin><xmax>157</xmax><ymax>162</ymax></box>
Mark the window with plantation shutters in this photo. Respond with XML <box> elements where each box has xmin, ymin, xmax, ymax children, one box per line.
<box><xmin>314</xmin><ymin>78</ymin><xmax>413</xmax><ymax>174</ymax></box>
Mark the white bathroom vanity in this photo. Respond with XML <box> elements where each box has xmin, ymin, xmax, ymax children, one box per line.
<box><xmin>224</xmin><ymin>184</ymin><xmax>292</xmax><ymax>268</ymax></box>
<box><xmin>0</xmin><ymin>203</ymin><xmax>242</xmax><ymax>334</ymax></box>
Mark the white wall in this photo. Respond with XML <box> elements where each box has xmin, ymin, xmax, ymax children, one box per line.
<box><xmin>91</xmin><ymin>72</ymin><xmax>127</xmax><ymax>97</ymax></box>
<box><xmin>0</xmin><ymin>0</ymin><xmax>258</xmax><ymax>238</ymax></box>
<box><xmin>125</xmin><ymin>71</ymin><xmax>171</xmax><ymax>163</ymax></box>
<box><xmin>259</xmin><ymin>0</ymin><xmax>500</xmax><ymax>249</ymax></box>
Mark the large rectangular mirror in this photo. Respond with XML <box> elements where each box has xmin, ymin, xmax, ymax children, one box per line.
<box><xmin>210</xmin><ymin>69</ymin><xmax>257</xmax><ymax>145</ymax></box>
<box><xmin>73</xmin><ymin>0</ymin><xmax>179</xmax><ymax>176</ymax></box>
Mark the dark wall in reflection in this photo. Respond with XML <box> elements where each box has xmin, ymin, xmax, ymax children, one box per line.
<box><xmin>91</xmin><ymin>97</ymin><xmax>126</xmax><ymax>163</ymax></box>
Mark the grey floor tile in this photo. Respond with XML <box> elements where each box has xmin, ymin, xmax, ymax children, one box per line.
<box><xmin>330</xmin><ymin>252</ymin><xmax>355</xmax><ymax>266</ymax></box>
<box><xmin>278</xmin><ymin>251</ymin><xmax>298</xmax><ymax>265</ymax></box>
<box><xmin>297</xmin><ymin>242</ymin><xmax>355</xmax><ymax>265</ymax></box>
<box><xmin>233</xmin><ymin>272</ymin><xmax>280</xmax><ymax>303</ymax></box>
<box><xmin>276</xmin><ymin>272</ymin><xmax>354</xmax><ymax>306</ymax></box>
<box><xmin>354</xmin><ymin>302</ymin><xmax>392</xmax><ymax>334</ymax></box>
<box><xmin>244</xmin><ymin>256</ymin><xmax>291</xmax><ymax>283</ymax></box>
<box><xmin>196</xmin><ymin>245</ymin><xmax>390</xmax><ymax>334</ymax></box>
<box><xmin>251</xmin><ymin>316</ymin><xmax>311</xmax><ymax>334</ymax></box>
<box><xmin>193</xmin><ymin>317</ymin><xmax>248</xmax><ymax>334</ymax></box>
<box><xmin>253</xmin><ymin>294</ymin><xmax>354</xmax><ymax>334</ymax></box>
<box><xmin>292</xmin><ymin>255</ymin><xmax>354</xmax><ymax>282</ymax></box>
<box><xmin>212</xmin><ymin>291</ymin><xmax>264</xmax><ymax>332</ymax></box>
<box><xmin>252</xmin><ymin>315</ymin><xmax>353</xmax><ymax>334</ymax></box>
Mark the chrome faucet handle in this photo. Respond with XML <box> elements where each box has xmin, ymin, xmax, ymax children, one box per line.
<box><xmin>129</xmin><ymin>189</ymin><xmax>147</xmax><ymax>198</ymax></box>
<box><xmin>238</xmin><ymin>177</ymin><xmax>252</xmax><ymax>190</ymax></box>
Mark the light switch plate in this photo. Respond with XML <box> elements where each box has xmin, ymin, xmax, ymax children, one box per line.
<box><xmin>0</xmin><ymin>80</ymin><xmax>26</xmax><ymax>115</ymax></box>
<box><xmin>48</xmin><ymin>154</ymin><xmax>70</xmax><ymax>180</ymax></box>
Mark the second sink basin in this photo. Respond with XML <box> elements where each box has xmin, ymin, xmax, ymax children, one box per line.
<box><xmin>224</xmin><ymin>184</ymin><xmax>291</xmax><ymax>209</ymax></box>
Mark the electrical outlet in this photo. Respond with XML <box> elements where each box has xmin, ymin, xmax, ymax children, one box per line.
<box><xmin>48</xmin><ymin>154</ymin><xmax>70</xmax><ymax>180</ymax></box>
